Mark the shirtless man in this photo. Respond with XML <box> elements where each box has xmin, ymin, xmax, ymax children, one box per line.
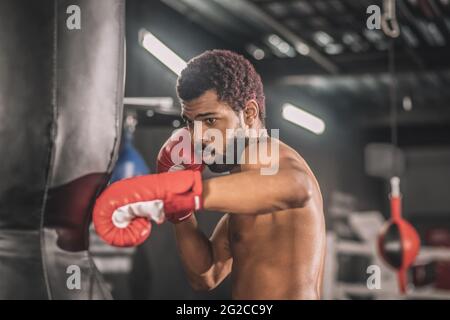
<box><xmin>93</xmin><ymin>50</ymin><xmax>325</xmax><ymax>300</ymax></box>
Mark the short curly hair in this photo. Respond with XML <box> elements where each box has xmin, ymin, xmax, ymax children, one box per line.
<box><xmin>176</xmin><ymin>50</ymin><xmax>266</xmax><ymax>123</ymax></box>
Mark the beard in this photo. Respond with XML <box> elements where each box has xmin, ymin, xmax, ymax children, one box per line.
<box><xmin>207</xmin><ymin>162</ymin><xmax>236</xmax><ymax>173</ymax></box>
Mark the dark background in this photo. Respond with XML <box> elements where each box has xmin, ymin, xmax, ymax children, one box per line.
<box><xmin>105</xmin><ymin>0</ymin><xmax>450</xmax><ymax>299</ymax></box>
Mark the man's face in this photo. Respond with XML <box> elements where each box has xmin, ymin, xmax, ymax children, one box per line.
<box><xmin>181</xmin><ymin>90</ymin><xmax>244</xmax><ymax>172</ymax></box>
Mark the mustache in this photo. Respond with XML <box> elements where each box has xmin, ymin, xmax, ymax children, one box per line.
<box><xmin>199</xmin><ymin>138</ymin><xmax>248</xmax><ymax>157</ymax></box>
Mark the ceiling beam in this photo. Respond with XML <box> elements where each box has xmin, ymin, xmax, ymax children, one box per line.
<box><xmin>359</xmin><ymin>106</ymin><xmax>450</xmax><ymax>128</ymax></box>
<box><xmin>213</xmin><ymin>0</ymin><xmax>339</xmax><ymax>74</ymax></box>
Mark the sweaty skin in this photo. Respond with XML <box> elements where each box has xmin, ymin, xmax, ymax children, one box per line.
<box><xmin>173</xmin><ymin>90</ymin><xmax>325</xmax><ymax>299</ymax></box>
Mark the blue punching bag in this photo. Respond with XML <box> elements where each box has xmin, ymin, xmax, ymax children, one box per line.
<box><xmin>111</xmin><ymin>115</ymin><xmax>150</xmax><ymax>182</ymax></box>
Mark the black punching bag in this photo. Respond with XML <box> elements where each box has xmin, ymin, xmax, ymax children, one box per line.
<box><xmin>0</xmin><ymin>0</ymin><xmax>125</xmax><ymax>299</ymax></box>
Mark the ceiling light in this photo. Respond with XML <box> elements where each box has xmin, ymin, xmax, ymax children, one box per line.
<box><xmin>282</xmin><ymin>103</ymin><xmax>325</xmax><ymax>135</ymax></box>
<box><xmin>313</xmin><ymin>31</ymin><xmax>334</xmax><ymax>47</ymax></box>
<box><xmin>295</xmin><ymin>42</ymin><xmax>310</xmax><ymax>55</ymax></box>
<box><xmin>139</xmin><ymin>28</ymin><xmax>187</xmax><ymax>76</ymax></box>
<box><xmin>324</xmin><ymin>43</ymin><xmax>343</xmax><ymax>55</ymax></box>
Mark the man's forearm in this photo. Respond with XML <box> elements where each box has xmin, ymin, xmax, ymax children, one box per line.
<box><xmin>174</xmin><ymin>216</ymin><xmax>214</xmax><ymax>278</ymax></box>
<box><xmin>202</xmin><ymin>167</ymin><xmax>312</xmax><ymax>215</ymax></box>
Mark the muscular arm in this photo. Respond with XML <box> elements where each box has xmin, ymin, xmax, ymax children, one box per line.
<box><xmin>203</xmin><ymin>154</ymin><xmax>313</xmax><ymax>215</ymax></box>
<box><xmin>174</xmin><ymin>214</ymin><xmax>232</xmax><ymax>291</ymax></box>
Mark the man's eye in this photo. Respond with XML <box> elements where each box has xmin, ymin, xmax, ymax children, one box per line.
<box><xmin>205</xmin><ymin>118</ymin><xmax>216</xmax><ymax>125</ymax></box>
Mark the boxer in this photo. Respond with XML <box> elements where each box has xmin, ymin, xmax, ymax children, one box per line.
<box><xmin>94</xmin><ymin>50</ymin><xmax>325</xmax><ymax>299</ymax></box>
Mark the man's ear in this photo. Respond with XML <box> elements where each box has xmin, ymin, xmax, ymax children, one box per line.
<box><xmin>243</xmin><ymin>100</ymin><xmax>259</xmax><ymax>126</ymax></box>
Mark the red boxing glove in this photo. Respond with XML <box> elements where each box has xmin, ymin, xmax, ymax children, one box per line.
<box><xmin>157</xmin><ymin>128</ymin><xmax>203</xmax><ymax>223</ymax></box>
<box><xmin>157</xmin><ymin>127</ymin><xmax>203</xmax><ymax>172</ymax></box>
<box><xmin>93</xmin><ymin>170</ymin><xmax>203</xmax><ymax>247</ymax></box>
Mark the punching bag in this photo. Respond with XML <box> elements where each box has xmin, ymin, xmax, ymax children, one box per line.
<box><xmin>110</xmin><ymin>115</ymin><xmax>150</xmax><ymax>183</ymax></box>
<box><xmin>0</xmin><ymin>0</ymin><xmax>125</xmax><ymax>299</ymax></box>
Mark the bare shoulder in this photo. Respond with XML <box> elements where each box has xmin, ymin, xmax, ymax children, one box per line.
<box><xmin>278</xmin><ymin>140</ymin><xmax>315</xmax><ymax>174</ymax></box>
<box><xmin>241</xmin><ymin>137</ymin><xmax>322</xmax><ymax>203</ymax></box>
<box><xmin>238</xmin><ymin>136</ymin><xmax>313</xmax><ymax>174</ymax></box>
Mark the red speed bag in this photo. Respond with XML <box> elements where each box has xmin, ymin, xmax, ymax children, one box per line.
<box><xmin>377</xmin><ymin>177</ymin><xmax>421</xmax><ymax>294</ymax></box>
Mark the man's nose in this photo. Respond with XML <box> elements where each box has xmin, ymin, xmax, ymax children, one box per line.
<box><xmin>190</xmin><ymin>120</ymin><xmax>210</xmax><ymax>143</ymax></box>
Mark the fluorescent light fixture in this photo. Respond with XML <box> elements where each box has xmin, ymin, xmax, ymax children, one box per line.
<box><xmin>253</xmin><ymin>49</ymin><xmax>265</xmax><ymax>60</ymax></box>
<box><xmin>266</xmin><ymin>34</ymin><xmax>296</xmax><ymax>58</ymax></box>
<box><xmin>139</xmin><ymin>29</ymin><xmax>187</xmax><ymax>76</ymax></box>
<box><xmin>282</xmin><ymin>103</ymin><xmax>325</xmax><ymax>135</ymax></box>
<box><xmin>295</xmin><ymin>42</ymin><xmax>310</xmax><ymax>56</ymax></box>
<box><xmin>268</xmin><ymin>34</ymin><xmax>282</xmax><ymax>46</ymax></box>
<box><xmin>313</xmin><ymin>31</ymin><xmax>333</xmax><ymax>47</ymax></box>
<box><xmin>402</xmin><ymin>96</ymin><xmax>412</xmax><ymax>111</ymax></box>
<box><xmin>324</xmin><ymin>43</ymin><xmax>344</xmax><ymax>55</ymax></box>
<box><xmin>246</xmin><ymin>44</ymin><xmax>266</xmax><ymax>60</ymax></box>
